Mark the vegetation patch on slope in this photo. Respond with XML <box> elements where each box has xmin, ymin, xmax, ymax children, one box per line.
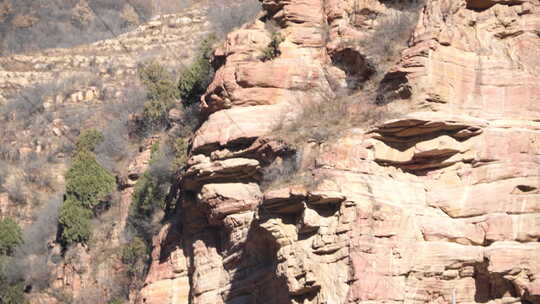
<box><xmin>0</xmin><ymin>217</ymin><xmax>26</xmax><ymax>304</ymax></box>
<box><xmin>59</xmin><ymin>130</ymin><xmax>115</xmax><ymax>246</ymax></box>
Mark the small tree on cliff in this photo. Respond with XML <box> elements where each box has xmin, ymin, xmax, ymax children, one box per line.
<box><xmin>58</xmin><ymin>131</ymin><xmax>115</xmax><ymax>246</ymax></box>
<box><xmin>75</xmin><ymin>129</ymin><xmax>104</xmax><ymax>152</ymax></box>
<box><xmin>260</xmin><ymin>32</ymin><xmax>284</xmax><ymax>62</ymax></box>
<box><xmin>0</xmin><ymin>218</ymin><xmax>26</xmax><ymax>304</ymax></box>
<box><xmin>177</xmin><ymin>35</ymin><xmax>215</xmax><ymax>106</ymax></box>
<box><xmin>121</xmin><ymin>236</ymin><xmax>148</xmax><ymax>286</ymax></box>
<box><xmin>65</xmin><ymin>149</ymin><xmax>115</xmax><ymax>210</ymax></box>
<box><xmin>58</xmin><ymin>198</ymin><xmax>93</xmax><ymax>245</ymax></box>
<box><xmin>138</xmin><ymin>61</ymin><xmax>179</xmax><ymax>132</ymax></box>
<box><xmin>0</xmin><ymin>217</ymin><xmax>23</xmax><ymax>256</ymax></box>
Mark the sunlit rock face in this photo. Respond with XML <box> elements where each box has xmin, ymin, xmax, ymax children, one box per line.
<box><xmin>140</xmin><ymin>0</ymin><xmax>540</xmax><ymax>303</ymax></box>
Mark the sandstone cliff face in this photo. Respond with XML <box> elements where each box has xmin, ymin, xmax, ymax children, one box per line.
<box><xmin>141</xmin><ymin>0</ymin><xmax>540</xmax><ymax>303</ymax></box>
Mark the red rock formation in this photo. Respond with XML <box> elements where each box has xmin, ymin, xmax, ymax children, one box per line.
<box><xmin>140</xmin><ymin>0</ymin><xmax>540</xmax><ymax>303</ymax></box>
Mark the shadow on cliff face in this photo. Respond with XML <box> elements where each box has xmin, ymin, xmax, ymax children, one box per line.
<box><xmin>157</xmin><ymin>215</ymin><xmax>183</xmax><ymax>264</ymax></box>
<box><xmin>473</xmin><ymin>260</ymin><xmax>539</xmax><ymax>304</ymax></box>
<box><xmin>330</xmin><ymin>48</ymin><xmax>375</xmax><ymax>90</ymax></box>
<box><xmin>224</xmin><ymin>216</ymin><xmax>291</xmax><ymax>304</ymax></box>
<box><xmin>343</xmin><ymin>0</ymin><xmax>423</xmax><ymax>104</ymax></box>
<box><xmin>153</xmin><ymin>191</ymin><xmax>291</xmax><ymax>303</ymax></box>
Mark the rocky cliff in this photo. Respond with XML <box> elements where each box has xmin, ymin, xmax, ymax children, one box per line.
<box><xmin>140</xmin><ymin>0</ymin><xmax>540</xmax><ymax>303</ymax></box>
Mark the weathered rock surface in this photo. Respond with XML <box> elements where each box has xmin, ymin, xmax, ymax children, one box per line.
<box><xmin>141</xmin><ymin>0</ymin><xmax>540</xmax><ymax>303</ymax></box>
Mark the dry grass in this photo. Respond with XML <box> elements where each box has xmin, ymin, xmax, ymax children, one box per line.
<box><xmin>274</xmin><ymin>91</ymin><xmax>397</xmax><ymax>149</ymax></box>
<box><xmin>6</xmin><ymin>196</ymin><xmax>62</xmax><ymax>291</ymax></box>
<box><xmin>0</xmin><ymin>0</ymin><xmax>191</xmax><ymax>55</ymax></box>
<box><xmin>207</xmin><ymin>0</ymin><xmax>261</xmax><ymax>38</ymax></box>
<box><xmin>334</xmin><ymin>6</ymin><xmax>421</xmax><ymax>100</ymax></box>
<box><xmin>262</xmin><ymin>86</ymin><xmax>396</xmax><ymax>190</ymax></box>
<box><xmin>0</xmin><ymin>70</ymin><xmax>148</xmax><ymax>214</ymax></box>
<box><xmin>260</xmin><ymin>153</ymin><xmax>333</xmax><ymax>192</ymax></box>
<box><xmin>260</xmin><ymin>154</ymin><xmax>301</xmax><ymax>190</ymax></box>
<box><xmin>363</xmin><ymin>10</ymin><xmax>419</xmax><ymax>77</ymax></box>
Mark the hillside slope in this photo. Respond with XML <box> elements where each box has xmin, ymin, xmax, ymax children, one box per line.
<box><xmin>0</xmin><ymin>1</ymin><xmax>230</xmax><ymax>303</ymax></box>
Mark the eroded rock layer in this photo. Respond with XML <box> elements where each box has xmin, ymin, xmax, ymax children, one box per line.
<box><xmin>140</xmin><ymin>0</ymin><xmax>540</xmax><ymax>303</ymax></box>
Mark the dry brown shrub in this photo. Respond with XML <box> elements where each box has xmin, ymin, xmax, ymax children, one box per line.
<box><xmin>265</xmin><ymin>88</ymin><xmax>397</xmax><ymax>191</ymax></box>
<box><xmin>270</xmin><ymin>7</ymin><xmax>414</xmax><ymax>151</ymax></box>
<box><xmin>363</xmin><ymin>10</ymin><xmax>419</xmax><ymax>76</ymax></box>
<box><xmin>274</xmin><ymin>91</ymin><xmax>397</xmax><ymax>149</ymax></box>
<box><xmin>207</xmin><ymin>0</ymin><xmax>261</xmax><ymax>37</ymax></box>
<box><xmin>7</xmin><ymin>196</ymin><xmax>61</xmax><ymax>292</ymax></box>
<box><xmin>260</xmin><ymin>153</ymin><xmax>333</xmax><ymax>191</ymax></box>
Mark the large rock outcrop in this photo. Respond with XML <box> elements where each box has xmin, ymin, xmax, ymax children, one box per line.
<box><xmin>140</xmin><ymin>0</ymin><xmax>540</xmax><ymax>303</ymax></box>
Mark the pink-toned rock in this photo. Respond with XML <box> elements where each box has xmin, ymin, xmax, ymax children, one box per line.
<box><xmin>198</xmin><ymin>183</ymin><xmax>261</xmax><ymax>225</ymax></box>
<box><xmin>183</xmin><ymin>157</ymin><xmax>260</xmax><ymax>190</ymax></box>
<box><xmin>138</xmin><ymin>0</ymin><xmax>540</xmax><ymax>303</ymax></box>
<box><xmin>307</xmin><ymin>190</ymin><xmax>346</xmax><ymax>205</ymax></box>
<box><xmin>263</xmin><ymin>185</ymin><xmax>307</xmax><ymax>213</ymax></box>
<box><xmin>480</xmin><ymin>213</ymin><xmax>540</xmax><ymax>243</ymax></box>
<box><xmin>192</xmin><ymin>105</ymin><xmax>283</xmax><ymax>153</ymax></box>
<box><xmin>428</xmin><ymin>177</ymin><xmax>540</xmax><ymax>218</ymax></box>
<box><xmin>139</xmin><ymin>277</ymin><xmax>190</xmax><ymax>304</ymax></box>
<box><xmin>484</xmin><ymin>242</ymin><xmax>540</xmax><ymax>299</ymax></box>
<box><xmin>140</xmin><ymin>222</ymin><xmax>190</xmax><ymax>304</ymax></box>
<box><xmin>419</xmin><ymin>216</ymin><xmax>485</xmax><ymax>245</ymax></box>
